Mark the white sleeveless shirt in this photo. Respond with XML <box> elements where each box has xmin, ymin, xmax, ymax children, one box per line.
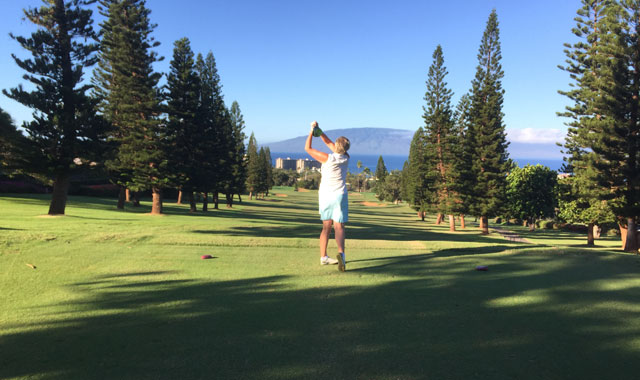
<box><xmin>319</xmin><ymin>153</ymin><xmax>349</xmax><ymax>195</ymax></box>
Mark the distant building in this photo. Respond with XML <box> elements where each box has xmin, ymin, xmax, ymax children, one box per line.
<box><xmin>274</xmin><ymin>157</ymin><xmax>321</xmax><ymax>173</ymax></box>
<box><xmin>275</xmin><ymin>157</ymin><xmax>297</xmax><ymax>170</ymax></box>
<box><xmin>296</xmin><ymin>158</ymin><xmax>321</xmax><ymax>172</ymax></box>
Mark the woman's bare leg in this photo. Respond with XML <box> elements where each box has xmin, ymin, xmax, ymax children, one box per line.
<box><xmin>320</xmin><ymin>220</ymin><xmax>333</xmax><ymax>257</ymax></box>
<box><xmin>333</xmin><ymin>222</ymin><xmax>345</xmax><ymax>253</ymax></box>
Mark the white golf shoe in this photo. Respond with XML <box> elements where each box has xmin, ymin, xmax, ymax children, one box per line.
<box><xmin>321</xmin><ymin>256</ymin><xmax>339</xmax><ymax>265</ymax></box>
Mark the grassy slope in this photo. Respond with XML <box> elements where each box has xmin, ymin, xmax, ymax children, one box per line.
<box><xmin>1</xmin><ymin>188</ymin><xmax>639</xmax><ymax>380</ymax></box>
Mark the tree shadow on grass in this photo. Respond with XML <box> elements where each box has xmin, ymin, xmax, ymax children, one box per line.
<box><xmin>347</xmin><ymin>244</ymin><xmax>536</xmax><ymax>274</ymax></box>
<box><xmin>192</xmin><ymin>210</ymin><xmax>514</xmax><ymax>243</ymax></box>
<box><xmin>2</xmin><ymin>254</ymin><xmax>640</xmax><ymax>380</ymax></box>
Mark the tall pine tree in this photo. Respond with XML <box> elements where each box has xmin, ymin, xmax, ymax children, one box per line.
<box><xmin>4</xmin><ymin>0</ymin><xmax>101</xmax><ymax>215</ymax></box>
<box><xmin>165</xmin><ymin>37</ymin><xmax>200</xmax><ymax>212</ymax></box>
<box><xmin>375</xmin><ymin>156</ymin><xmax>388</xmax><ymax>182</ymax></box>
<box><xmin>223</xmin><ymin>101</ymin><xmax>247</xmax><ymax>207</ymax></box>
<box><xmin>559</xmin><ymin>0</ymin><xmax>617</xmax><ymax>245</ymax></box>
<box><xmin>466</xmin><ymin>10</ymin><xmax>510</xmax><ymax>234</ymax></box>
<box><xmin>422</xmin><ymin>45</ymin><xmax>459</xmax><ymax>231</ymax></box>
<box><xmin>559</xmin><ymin>0</ymin><xmax>640</xmax><ymax>251</ymax></box>
<box><xmin>257</xmin><ymin>147</ymin><xmax>270</xmax><ymax>198</ymax></box>
<box><xmin>195</xmin><ymin>51</ymin><xmax>229</xmax><ymax>209</ymax></box>
<box><xmin>453</xmin><ymin>92</ymin><xmax>472</xmax><ymax>228</ymax></box>
<box><xmin>406</xmin><ymin>127</ymin><xmax>429</xmax><ymax>220</ymax></box>
<box><xmin>264</xmin><ymin>147</ymin><xmax>274</xmax><ymax>196</ymax></box>
<box><xmin>93</xmin><ymin>0</ymin><xmax>166</xmax><ymax>214</ymax></box>
<box><xmin>246</xmin><ymin>132</ymin><xmax>261</xmax><ymax>200</ymax></box>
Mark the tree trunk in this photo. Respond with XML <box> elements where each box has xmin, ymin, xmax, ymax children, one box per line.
<box><xmin>226</xmin><ymin>193</ymin><xmax>233</xmax><ymax>208</ymax></box>
<box><xmin>418</xmin><ymin>211</ymin><xmax>425</xmax><ymax>221</ymax></box>
<box><xmin>48</xmin><ymin>172</ymin><xmax>70</xmax><ymax>215</ymax></box>
<box><xmin>479</xmin><ymin>217</ymin><xmax>484</xmax><ymax>230</ymax></box>
<box><xmin>151</xmin><ymin>187</ymin><xmax>163</xmax><ymax>214</ymax></box>
<box><xmin>214</xmin><ymin>192</ymin><xmax>219</xmax><ymax>209</ymax></box>
<box><xmin>448</xmin><ymin>214</ymin><xmax>456</xmax><ymax>232</ymax></box>
<box><xmin>587</xmin><ymin>222</ymin><xmax>595</xmax><ymax>246</ymax></box>
<box><xmin>202</xmin><ymin>192</ymin><xmax>208</xmax><ymax>212</ymax></box>
<box><xmin>460</xmin><ymin>214</ymin><xmax>466</xmax><ymax>229</ymax></box>
<box><xmin>117</xmin><ymin>186</ymin><xmax>126</xmax><ymax>210</ymax></box>
<box><xmin>481</xmin><ymin>216</ymin><xmax>489</xmax><ymax>235</ymax></box>
<box><xmin>177</xmin><ymin>190</ymin><xmax>183</xmax><ymax>204</ymax></box>
<box><xmin>238</xmin><ymin>194</ymin><xmax>242</xmax><ymax>203</ymax></box>
<box><xmin>249</xmin><ymin>191</ymin><xmax>253</xmax><ymax>200</ymax></box>
<box><xmin>621</xmin><ymin>218</ymin><xmax>639</xmax><ymax>252</ymax></box>
<box><xmin>188</xmin><ymin>191</ymin><xmax>196</xmax><ymax>212</ymax></box>
<box><xmin>436</xmin><ymin>213</ymin><xmax>443</xmax><ymax>225</ymax></box>
<box><xmin>125</xmin><ymin>188</ymin><xmax>131</xmax><ymax>202</ymax></box>
<box><xmin>132</xmin><ymin>192</ymin><xmax>140</xmax><ymax>207</ymax></box>
<box><xmin>528</xmin><ymin>217</ymin><xmax>535</xmax><ymax>231</ymax></box>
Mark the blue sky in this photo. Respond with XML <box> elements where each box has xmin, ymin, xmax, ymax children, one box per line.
<box><xmin>0</xmin><ymin>0</ymin><xmax>580</xmax><ymax>145</ymax></box>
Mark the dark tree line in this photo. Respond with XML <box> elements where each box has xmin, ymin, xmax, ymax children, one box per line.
<box><xmin>2</xmin><ymin>0</ymin><xmax>248</xmax><ymax>215</ymax></box>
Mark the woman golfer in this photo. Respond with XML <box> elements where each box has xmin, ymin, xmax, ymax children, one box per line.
<box><xmin>304</xmin><ymin>121</ymin><xmax>350</xmax><ymax>272</ymax></box>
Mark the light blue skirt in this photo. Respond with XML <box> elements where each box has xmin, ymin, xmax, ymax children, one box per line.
<box><xmin>319</xmin><ymin>192</ymin><xmax>348</xmax><ymax>223</ymax></box>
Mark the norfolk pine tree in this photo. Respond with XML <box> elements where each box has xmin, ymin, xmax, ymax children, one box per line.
<box><xmin>4</xmin><ymin>0</ymin><xmax>101</xmax><ymax>215</ymax></box>
<box><xmin>223</xmin><ymin>101</ymin><xmax>247</xmax><ymax>207</ymax></box>
<box><xmin>195</xmin><ymin>51</ymin><xmax>229</xmax><ymax>209</ymax></box>
<box><xmin>558</xmin><ymin>1</ymin><xmax>613</xmax><ymax>245</ymax></box>
<box><xmin>165</xmin><ymin>37</ymin><xmax>201</xmax><ymax>212</ymax></box>
<box><xmin>559</xmin><ymin>0</ymin><xmax>640</xmax><ymax>250</ymax></box>
<box><xmin>406</xmin><ymin>127</ymin><xmax>429</xmax><ymax>220</ymax></box>
<box><xmin>94</xmin><ymin>0</ymin><xmax>166</xmax><ymax>214</ymax></box>
<box><xmin>246</xmin><ymin>133</ymin><xmax>261</xmax><ymax>200</ymax></box>
<box><xmin>375</xmin><ymin>156</ymin><xmax>388</xmax><ymax>182</ymax></box>
<box><xmin>599</xmin><ymin>1</ymin><xmax>640</xmax><ymax>251</ymax></box>
<box><xmin>466</xmin><ymin>10</ymin><xmax>510</xmax><ymax>234</ymax></box>
<box><xmin>422</xmin><ymin>45</ymin><xmax>459</xmax><ymax>231</ymax></box>
<box><xmin>264</xmin><ymin>147</ymin><xmax>274</xmax><ymax>196</ymax></box>
<box><xmin>257</xmin><ymin>147</ymin><xmax>270</xmax><ymax>198</ymax></box>
<box><xmin>453</xmin><ymin>93</ymin><xmax>472</xmax><ymax>228</ymax></box>
<box><xmin>374</xmin><ymin>155</ymin><xmax>388</xmax><ymax>199</ymax></box>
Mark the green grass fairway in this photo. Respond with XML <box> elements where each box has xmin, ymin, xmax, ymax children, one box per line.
<box><xmin>2</xmin><ymin>188</ymin><xmax>640</xmax><ymax>379</ymax></box>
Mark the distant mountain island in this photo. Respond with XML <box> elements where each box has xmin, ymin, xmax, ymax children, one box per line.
<box><xmin>263</xmin><ymin>128</ymin><xmax>414</xmax><ymax>156</ymax></box>
<box><xmin>263</xmin><ymin>127</ymin><xmax>563</xmax><ymax>159</ymax></box>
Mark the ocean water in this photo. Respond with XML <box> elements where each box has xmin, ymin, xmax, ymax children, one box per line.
<box><xmin>272</xmin><ymin>153</ymin><xmax>565</xmax><ymax>173</ymax></box>
<box><xmin>513</xmin><ymin>158</ymin><xmax>565</xmax><ymax>172</ymax></box>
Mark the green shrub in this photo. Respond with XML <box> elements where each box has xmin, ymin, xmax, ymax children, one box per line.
<box><xmin>537</xmin><ymin>220</ymin><xmax>554</xmax><ymax>229</ymax></box>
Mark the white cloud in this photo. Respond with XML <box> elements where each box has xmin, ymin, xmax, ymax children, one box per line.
<box><xmin>506</xmin><ymin>128</ymin><xmax>566</xmax><ymax>144</ymax></box>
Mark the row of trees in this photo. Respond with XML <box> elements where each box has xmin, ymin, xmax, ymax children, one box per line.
<box><xmin>558</xmin><ymin>0</ymin><xmax>640</xmax><ymax>252</ymax></box>
<box><xmin>1</xmin><ymin>0</ymin><xmax>249</xmax><ymax>215</ymax></box>
<box><xmin>397</xmin><ymin>2</ymin><xmax>639</xmax><ymax>251</ymax></box>
<box><xmin>403</xmin><ymin>10</ymin><xmax>510</xmax><ymax>235</ymax></box>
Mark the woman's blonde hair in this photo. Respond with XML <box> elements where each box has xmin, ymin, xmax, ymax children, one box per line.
<box><xmin>335</xmin><ymin>136</ymin><xmax>350</xmax><ymax>155</ymax></box>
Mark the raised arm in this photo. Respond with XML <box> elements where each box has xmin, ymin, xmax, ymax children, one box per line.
<box><xmin>309</xmin><ymin>121</ymin><xmax>338</xmax><ymax>153</ymax></box>
<box><xmin>304</xmin><ymin>121</ymin><xmax>329</xmax><ymax>163</ymax></box>
<box><xmin>320</xmin><ymin>132</ymin><xmax>338</xmax><ymax>153</ymax></box>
